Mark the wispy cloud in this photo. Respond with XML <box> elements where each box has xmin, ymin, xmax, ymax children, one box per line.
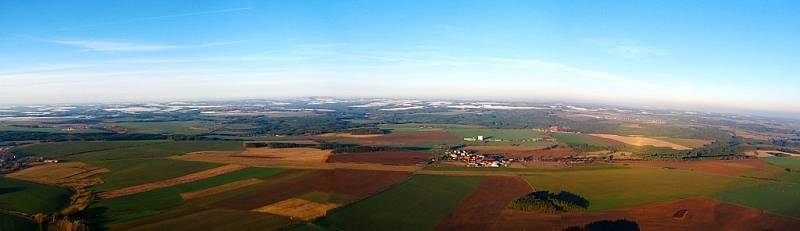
<box><xmin>47</xmin><ymin>39</ymin><xmax>250</xmax><ymax>52</ymax></box>
<box><xmin>50</xmin><ymin>40</ymin><xmax>181</xmax><ymax>52</ymax></box>
<box><xmin>58</xmin><ymin>7</ymin><xmax>252</xmax><ymax>31</ymax></box>
<box><xmin>199</xmin><ymin>40</ymin><xmax>253</xmax><ymax>47</ymax></box>
<box><xmin>584</xmin><ymin>39</ymin><xmax>666</xmax><ymax>58</ymax></box>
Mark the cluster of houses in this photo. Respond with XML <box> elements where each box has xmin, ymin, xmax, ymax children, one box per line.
<box><xmin>0</xmin><ymin>147</ymin><xmax>58</xmax><ymax>174</ymax></box>
<box><xmin>438</xmin><ymin>147</ymin><xmax>635</xmax><ymax>168</ymax></box>
<box><xmin>60</xmin><ymin>124</ymin><xmax>90</xmax><ymax>132</ymax></box>
<box><xmin>463</xmin><ymin>134</ymin><xmax>555</xmax><ymax>143</ymax></box>
<box><xmin>440</xmin><ymin>149</ymin><xmax>513</xmax><ymax>168</ymax></box>
<box><xmin>536</xmin><ymin>155</ymin><xmax>613</xmax><ymax>164</ymax></box>
<box><xmin>463</xmin><ymin>136</ymin><xmax>485</xmax><ymax>142</ymax></box>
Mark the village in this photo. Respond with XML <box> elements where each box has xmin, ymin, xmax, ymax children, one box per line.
<box><xmin>0</xmin><ymin>144</ymin><xmax>58</xmax><ymax>174</ymax></box>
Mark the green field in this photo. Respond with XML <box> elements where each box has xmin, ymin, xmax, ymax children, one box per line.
<box><xmin>380</xmin><ymin>123</ymin><xmax>483</xmax><ymax>133</ymax></box>
<box><xmin>0</xmin><ymin>212</ymin><xmax>39</xmax><ymax>231</ymax></box>
<box><xmin>105</xmin><ymin>170</ymin><xmax>318</xmax><ymax>230</ymax></box>
<box><xmin>0</xmin><ymin>123</ymin><xmax>105</xmax><ymax>133</ymax></box>
<box><xmin>714</xmin><ymin>180</ymin><xmax>800</xmax><ymax>218</ymax></box>
<box><xmin>713</xmin><ymin>157</ymin><xmax>800</xmax><ymax>218</ymax></box>
<box><xmin>524</xmin><ymin>167</ymin><xmax>735</xmax><ymax>211</ymax></box>
<box><xmin>90</xmin><ymin>159</ymin><xmax>223</xmax><ymax>192</ymax></box>
<box><xmin>15</xmin><ymin>141</ymin><xmax>166</xmax><ymax>159</ymax></box>
<box><xmin>0</xmin><ymin>177</ymin><xmax>71</xmax><ymax>214</ymax></box>
<box><xmin>446</xmin><ymin>128</ymin><xmax>545</xmax><ymax>141</ymax></box>
<box><xmin>318</xmin><ymin>175</ymin><xmax>484</xmax><ymax>231</ymax></box>
<box><xmin>297</xmin><ymin>191</ymin><xmax>357</xmax><ymax>205</ymax></box>
<box><xmin>68</xmin><ymin>141</ymin><xmax>242</xmax><ymax>162</ymax></box>
<box><xmin>16</xmin><ymin>140</ymin><xmax>246</xmax><ymax>192</ymax></box>
<box><xmin>110</xmin><ymin>121</ymin><xmax>214</xmax><ymax>135</ymax></box>
<box><xmin>15</xmin><ymin>140</ymin><xmax>242</xmax><ymax>161</ymax></box>
<box><xmin>91</xmin><ymin>167</ymin><xmax>284</xmax><ymax>224</ymax></box>
<box><xmin>764</xmin><ymin>157</ymin><xmax>800</xmax><ymax>170</ymax></box>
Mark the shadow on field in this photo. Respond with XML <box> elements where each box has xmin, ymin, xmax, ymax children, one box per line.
<box><xmin>0</xmin><ymin>187</ymin><xmax>23</xmax><ymax>195</ymax></box>
<box><xmin>78</xmin><ymin>206</ymin><xmax>111</xmax><ymax>231</ymax></box>
<box><xmin>564</xmin><ymin>219</ymin><xmax>640</xmax><ymax>231</ymax></box>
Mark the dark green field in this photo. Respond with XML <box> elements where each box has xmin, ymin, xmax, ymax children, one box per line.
<box><xmin>553</xmin><ymin>133</ymin><xmax>614</xmax><ymax>146</ymax></box>
<box><xmin>16</xmin><ymin>140</ymin><xmax>242</xmax><ymax>161</ymax></box>
<box><xmin>110</xmin><ymin>121</ymin><xmax>214</xmax><ymax>135</ymax></box>
<box><xmin>0</xmin><ymin>177</ymin><xmax>71</xmax><ymax>214</ymax></box>
<box><xmin>16</xmin><ymin>140</ymin><xmax>245</xmax><ymax>192</ymax></box>
<box><xmin>318</xmin><ymin>175</ymin><xmax>484</xmax><ymax>231</ymax></box>
<box><xmin>714</xmin><ymin>157</ymin><xmax>800</xmax><ymax>218</ymax></box>
<box><xmin>0</xmin><ymin>212</ymin><xmax>39</xmax><ymax>231</ymax></box>
<box><xmin>90</xmin><ymin>159</ymin><xmax>223</xmax><ymax>192</ymax></box>
<box><xmin>91</xmin><ymin>167</ymin><xmax>285</xmax><ymax>224</ymax></box>
<box><xmin>524</xmin><ymin>167</ymin><xmax>735</xmax><ymax>211</ymax></box>
<box><xmin>15</xmin><ymin>141</ymin><xmax>164</xmax><ymax>159</ymax></box>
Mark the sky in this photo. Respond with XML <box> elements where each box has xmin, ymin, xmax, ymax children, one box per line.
<box><xmin>1</xmin><ymin>0</ymin><xmax>798</xmax><ymax>116</ymax></box>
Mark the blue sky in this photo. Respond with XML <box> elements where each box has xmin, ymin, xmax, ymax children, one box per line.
<box><xmin>1</xmin><ymin>0</ymin><xmax>798</xmax><ymax>115</ymax></box>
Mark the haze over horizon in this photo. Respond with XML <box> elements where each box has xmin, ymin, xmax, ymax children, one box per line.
<box><xmin>2</xmin><ymin>1</ymin><xmax>799</xmax><ymax>116</ymax></box>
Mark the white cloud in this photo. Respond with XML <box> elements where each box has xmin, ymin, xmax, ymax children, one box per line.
<box><xmin>58</xmin><ymin>7</ymin><xmax>253</xmax><ymax>31</ymax></box>
<box><xmin>48</xmin><ymin>39</ymin><xmax>250</xmax><ymax>52</ymax></box>
<box><xmin>584</xmin><ymin>39</ymin><xmax>667</xmax><ymax>58</ymax></box>
<box><xmin>50</xmin><ymin>40</ymin><xmax>181</xmax><ymax>52</ymax></box>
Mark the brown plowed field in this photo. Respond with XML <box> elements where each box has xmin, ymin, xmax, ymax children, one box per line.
<box><xmin>219</xmin><ymin>169</ymin><xmax>411</xmax><ymax>210</ymax></box>
<box><xmin>315</xmin><ymin>131</ymin><xmax>459</xmax><ymax>145</ymax></box>
<box><xmin>621</xmin><ymin>159</ymin><xmax>768</xmax><ymax>176</ymax></box>
<box><xmin>98</xmin><ymin>164</ymin><xmax>247</xmax><ymax>199</ymax></box>
<box><xmin>437</xmin><ymin>176</ymin><xmax>533</xmax><ymax>231</ymax></box>
<box><xmin>253</xmin><ymin>198</ymin><xmax>338</xmax><ymax>220</ymax></box>
<box><xmin>327</xmin><ymin>151</ymin><xmax>431</xmax><ymax>165</ymax></box>
<box><xmin>492</xmin><ymin>197</ymin><xmax>800</xmax><ymax>231</ymax></box>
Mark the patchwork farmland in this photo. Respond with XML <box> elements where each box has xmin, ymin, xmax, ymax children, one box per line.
<box><xmin>3</xmin><ymin>118</ymin><xmax>800</xmax><ymax>230</ymax></box>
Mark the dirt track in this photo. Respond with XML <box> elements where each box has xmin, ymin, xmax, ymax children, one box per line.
<box><xmin>97</xmin><ymin>164</ymin><xmax>246</xmax><ymax>199</ymax></box>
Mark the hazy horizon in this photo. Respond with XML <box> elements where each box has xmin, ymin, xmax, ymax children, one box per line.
<box><xmin>2</xmin><ymin>1</ymin><xmax>799</xmax><ymax>116</ymax></box>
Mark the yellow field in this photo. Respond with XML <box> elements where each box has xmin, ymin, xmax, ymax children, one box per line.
<box><xmin>7</xmin><ymin>161</ymin><xmax>108</xmax><ymax>185</ymax></box>
<box><xmin>745</xmin><ymin>150</ymin><xmax>800</xmax><ymax>157</ymax></box>
<box><xmin>235</xmin><ymin>147</ymin><xmax>332</xmax><ymax>163</ymax></box>
<box><xmin>253</xmin><ymin>198</ymin><xmax>339</xmax><ymax>220</ymax></box>
<box><xmin>589</xmin><ymin>134</ymin><xmax>692</xmax><ymax>150</ymax></box>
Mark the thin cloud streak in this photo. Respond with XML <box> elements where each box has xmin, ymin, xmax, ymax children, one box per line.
<box><xmin>47</xmin><ymin>39</ymin><xmax>250</xmax><ymax>52</ymax></box>
<box><xmin>58</xmin><ymin>7</ymin><xmax>252</xmax><ymax>31</ymax></box>
<box><xmin>50</xmin><ymin>40</ymin><xmax>181</xmax><ymax>52</ymax></box>
<box><xmin>584</xmin><ymin>39</ymin><xmax>667</xmax><ymax>58</ymax></box>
